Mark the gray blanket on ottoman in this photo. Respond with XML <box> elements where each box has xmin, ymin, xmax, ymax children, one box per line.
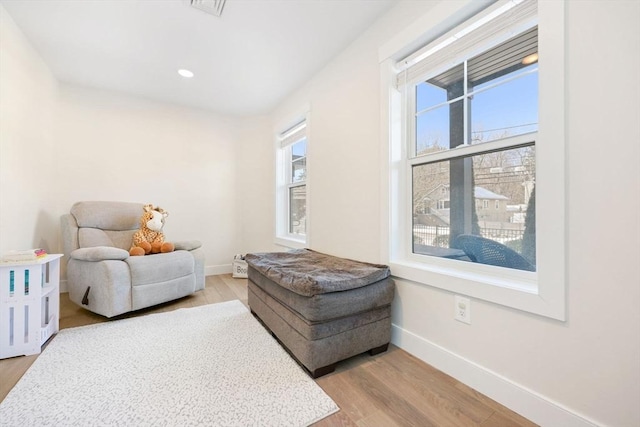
<box><xmin>244</xmin><ymin>249</ymin><xmax>390</xmax><ymax>296</ymax></box>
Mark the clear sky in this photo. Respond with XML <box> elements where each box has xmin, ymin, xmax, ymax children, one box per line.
<box><xmin>415</xmin><ymin>66</ymin><xmax>538</xmax><ymax>151</ymax></box>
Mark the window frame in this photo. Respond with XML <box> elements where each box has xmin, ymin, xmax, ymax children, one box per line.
<box><xmin>380</xmin><ymin>0</ymin><xmax>566</xmax><ymax>320</ymax></box>
<box><xmin>275</xmin><ymin>113</ymin><xmax>310</xmax><ymax>249</ymax></box>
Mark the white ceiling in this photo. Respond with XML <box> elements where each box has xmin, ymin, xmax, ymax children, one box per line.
<box><xmin>1</xmin><ymin>0</ymin><xmax>396</xmax><ymax>116</ymax></box>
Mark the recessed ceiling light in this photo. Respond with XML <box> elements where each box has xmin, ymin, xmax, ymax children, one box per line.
<box><xmin>178</xmin><ymin>69</ymin><xmax>194</xmax><ymax>78</ymax></box>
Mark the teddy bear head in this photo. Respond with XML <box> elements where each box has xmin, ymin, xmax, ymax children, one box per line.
<box><xmin>141</xmin><ymin>204</ymin><xmax>168</xmax><ymax>232</ymax></box>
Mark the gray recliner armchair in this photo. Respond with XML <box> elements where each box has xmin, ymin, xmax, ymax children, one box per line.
<box><xmin>61</xmin><ymin>201</ymin><xmax>205</xmax><ymax>318</ymax></box>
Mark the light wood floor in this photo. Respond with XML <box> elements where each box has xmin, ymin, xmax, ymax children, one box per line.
<box><xmin>0</xmin><ymin>275</ymin><xmax>537</xmax><ymax>427</ymax></box>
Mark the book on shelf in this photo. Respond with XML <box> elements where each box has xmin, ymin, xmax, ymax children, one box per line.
<box><xmin>1</xmin><ymin>248</ymin><xmax>48</xmax><ymax>262</ymax></box>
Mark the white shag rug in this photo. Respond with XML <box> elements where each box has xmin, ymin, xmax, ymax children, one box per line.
<box><xmin>0</xmin><ymin>300</ymin><xmax>339</xmax><ymax>426</ymax></box>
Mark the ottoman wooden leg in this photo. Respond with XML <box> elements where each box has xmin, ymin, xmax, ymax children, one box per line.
<box><xmin>369</xmin><ymin>343</ymin><xmax>389</xmax><ymax>356</ymax></box>
<box><xmin>310</xmin><ymin>363</ymin><xmax>337</xmax><ymax>379</ymax></box>
<box><xmin>312</xmin><ymin>344</ymin><xmax>388</xmax><ymax>378</ymax></box>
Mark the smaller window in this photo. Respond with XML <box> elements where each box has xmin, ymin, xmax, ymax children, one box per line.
<box><xmin>276</xmin><ymin>118</ymin><xmax>308</xmax><ymax>246</ymax></box>
<box><xmin>288</xmin><ymin>139</ymin><xmax>307</xmax><ymax>235</ymax></box>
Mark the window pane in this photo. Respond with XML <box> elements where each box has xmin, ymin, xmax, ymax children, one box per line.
<box><xmin>416</xmin><ymin>63</ymin><xmax>464</xmax><ymax>111</ymax></box>
<box><xmin>468</xmin><ymin>26</ymin><xmax>538</xmax><ymax>144</ymax></box>
<box><xmin>415</xmin><ymin>28</ymin><xmax>539</xmax><ymax>151</ymax></box>
<box><xmin>289</xmin><ymin>185</ymin><xmax>306</xmax><ymax>235</ymax></box>
<box><xmin>291</xmin><ymin>139</ymin><xmax>307</xmax><ymax>183</ymax></box>
<box><xmin>416</xmin><ymin>100</ymin><xmax>463</xmax><ymax>156</ymax></box>
<box><xmin>291</xmin><ymin>138</ymin><xmax>306</xmax><ymax>157</ymax></box>
<box><xmin>412</xmin><ymin>145</ymin><xmax>536</xmax><ymax>271</ymax></box>
<box><xmin>470</xmin><ymin>72</ymin><xmax>538</xmax><ymax>144</ymax></box>
<box><xmin>292</xmin><ymin>158</ymin><xmax>306</xmax><ymax>183</ymax></box>
<box><xmin>468</xmin><ymin>26</ymin><xmax>537</xmax><ymax>90</ymax></box>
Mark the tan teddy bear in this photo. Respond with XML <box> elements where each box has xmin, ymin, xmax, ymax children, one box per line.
<box><xmin>129</xmin><ymin>204</ymin><xmax>175</xmax><ymax>256</ymax></box>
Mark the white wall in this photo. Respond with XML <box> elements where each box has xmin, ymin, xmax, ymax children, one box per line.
<box><xmin>1</xmin><ymin>3</ymin><xmax>243</xmax><ymax>276</ymax></box>
<box><xmin>235</xmin><ymin>114</ymin><xmax>277</xmax><ymax>254</ymax></box>
<box><xmin>54</xmin><ymin>84</ymin><xmax>241</xmax><ymax>274</ymax></box>
<box><xmin>241</xmin><ymin>1</ymin><xmax>640</xmax><ymax>426</ymax></box>
<box><xmin>0</xmin><ymin>6</ymin><xmax>59</xmax><ymax>255</ymax></box>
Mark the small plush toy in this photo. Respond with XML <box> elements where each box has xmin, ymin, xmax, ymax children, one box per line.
<box><xmin>129</xmin><ymin>204</ymin><xmax>175</xmax><ymax>256</ymax></box>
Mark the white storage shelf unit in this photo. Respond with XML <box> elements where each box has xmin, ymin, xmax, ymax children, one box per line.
<box><xmin>0</xmin><ymin>254</ymin><xmax>62</xmax><ymax>359</ymax></box>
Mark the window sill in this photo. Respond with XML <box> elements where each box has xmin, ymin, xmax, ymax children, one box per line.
<box><xmin>387</xmin><ymin>256</ymin><xmax>565</xmax><ymax>320</ymax></box>
<box><xmin>274</xmin><ymin>236</ymin><xmax>307</xmax><ymax>250</ymax></box>
<box><xmin>391</xmin><ymin>256</ymin><xmax>537</xmax><ymax>292</ymax></box>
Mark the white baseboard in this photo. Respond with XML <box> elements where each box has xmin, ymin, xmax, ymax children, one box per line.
<box><xmin>391</xmin><ymin>324</ymin><xmax>601</xmax><ymax>427</ymax></box>
<box><xmin>205</xmin><ymin>263</ymin><xmax>232</xmax><ymax>276</ymax></box>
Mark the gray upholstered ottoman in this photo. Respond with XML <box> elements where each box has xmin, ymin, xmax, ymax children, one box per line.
<box><xmin>246</xmin><ymin>249</ymin><xmax>395</xmax><ymax>378</ymax></box>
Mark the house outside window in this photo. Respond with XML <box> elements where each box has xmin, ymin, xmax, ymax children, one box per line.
<box><xmin>276</xmin><ymin>118</ymin><xmax>308</xmax><ymax>247</ymax></box>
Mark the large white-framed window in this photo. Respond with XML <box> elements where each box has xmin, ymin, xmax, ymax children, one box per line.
<box><xmin>276</xmin><ymin>116</ymin><xmax>309</xmax><ymax>248</ymax></box>
<box><xmin>381</xmin><ymin>0</ymin><xmax>565</xmax><ymax>320</ymax></box>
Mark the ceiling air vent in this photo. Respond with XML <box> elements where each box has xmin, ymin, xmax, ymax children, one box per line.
<box><xmin>190</xmin><ymin>0</ymin><xmax>226</xmax><ymax>17</ymax></box>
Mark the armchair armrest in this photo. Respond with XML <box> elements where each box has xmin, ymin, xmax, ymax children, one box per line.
<box><xmin>70</xmin><ymin>247</ymin><xmax>130</xmax><ymax>262</ymax></box>
<box><xmin>173</xmin><ymin>240</ymin><xmax>202</xmax><ymax>251</ymax></box>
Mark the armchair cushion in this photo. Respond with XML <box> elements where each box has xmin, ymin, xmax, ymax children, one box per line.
<box><xmin>71</xmin><ymin>247</ymin><xmax>130</xmax><ymax>262</ymax></box>
<box><xmin>71</xmin><ymin>201</ymin><xmax>141</xmax><ymax>230</ymax></box>
<box><xmin>78</xmin><ymin>228</ymin><xmax>114</xmax><ymax>248</ymax></box>
<box><xmin>125</xmin><ymin>251</ymin><xmax>194</xmax><ymax>286</ymax></box>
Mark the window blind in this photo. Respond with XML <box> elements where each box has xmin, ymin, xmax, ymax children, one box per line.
<box><xmin>279</xmin><ymin>120</ymin><xmax>307</xmax><ymax>148</ymax></box>
<box><xmin>396</xmin><ymin>0</ymin><xmax>537</xmax><ymax>88</ymax></box>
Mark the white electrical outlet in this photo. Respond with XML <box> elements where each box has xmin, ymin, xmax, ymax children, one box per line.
<box><xmin>454</xmin><ymin>295</ymin><xmax>471</xmax><ymax>324</ymax></box>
